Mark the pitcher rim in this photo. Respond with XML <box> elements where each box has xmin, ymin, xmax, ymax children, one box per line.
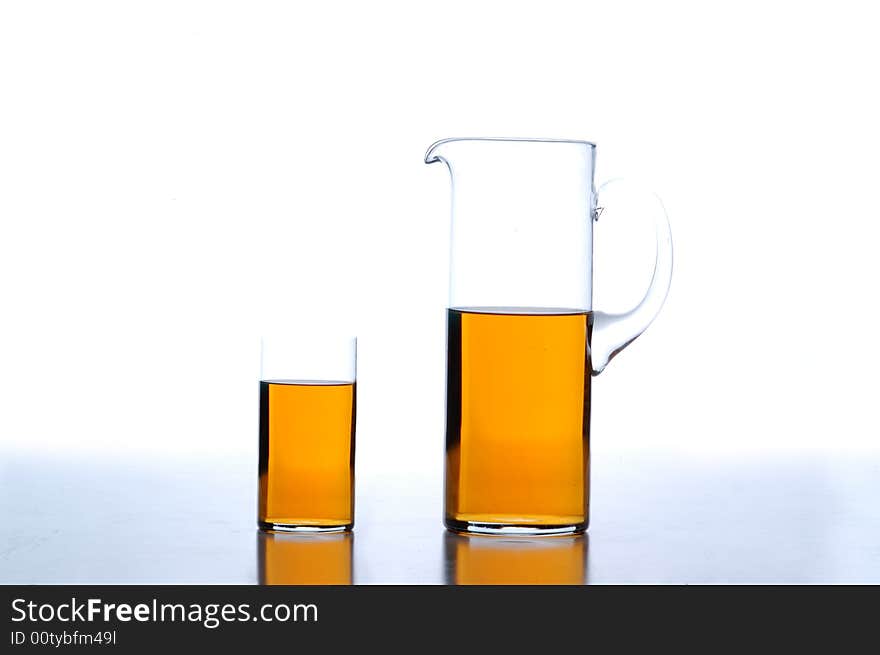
<box><xmin>425</xmin><ymin>137</ymin><xmax>596</xmax><ymax>163</ymax></box>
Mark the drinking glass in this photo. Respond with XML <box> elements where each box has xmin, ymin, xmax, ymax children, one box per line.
<box><xmin>258</xmin><ymin>334</ymin><xmax>357</xmax><ymax>532</ymax></box>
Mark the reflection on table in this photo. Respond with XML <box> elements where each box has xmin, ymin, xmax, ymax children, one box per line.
<box><xmin>257</xmin><ymin>531</ymin><xmax>353</xmax><ymax>585</ymax></box>
<box><xmin>444</xmin><ymin>532</ymin><xmax>588</xmax><ymax>585</ymax></box>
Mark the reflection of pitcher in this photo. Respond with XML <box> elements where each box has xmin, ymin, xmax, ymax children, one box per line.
<box><xmin>445</xmin><ymin>533</ymin><xmax>588</xmax><ymax>585</ymax></box>
<box><xmin>257</xmin><ymin>532</ymin><xmax>352</xmax><ymax>585</ymax></box>
<box><xmin>426</xmin><ymin>138</ymin><xmax>672</xmax><ymax>535</ymax></box>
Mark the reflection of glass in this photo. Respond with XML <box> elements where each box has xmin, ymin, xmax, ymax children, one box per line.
<box><xmin>258</xmin><ymin>531</ymin><xmax>353</xmax><ymax>585</ymax></box>
<box><xmin>445</xmin><ymin>533</ymin><xmax>588</xmax><ymax>585</ymax></box>
<box><xmin>258</xmin><ymin>335</ymin><xmax>357</xmax><ymax>533</ymax></box>
<box><xmin>426</xmin><ymin>138</ymin><xmax>673</xmax><ymax>535</ymax></box>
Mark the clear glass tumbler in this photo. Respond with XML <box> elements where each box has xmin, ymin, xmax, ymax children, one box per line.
<box><xmin>258</xmin><ymin>334</ymin><xmax>357</xmax><ymax>533</ymax></box>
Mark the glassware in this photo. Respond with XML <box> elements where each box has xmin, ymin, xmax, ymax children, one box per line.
<box><xmin>425</xmin><ymin>137</ymin><xmax>672</xmax><ymax>535</ymax></box>
<box><xmin>258</xmin><ymin>334</ymin><xmax>357</xmax><ymax>533</ymax></box>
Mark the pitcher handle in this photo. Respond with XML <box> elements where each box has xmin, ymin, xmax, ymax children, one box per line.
<box><xmin>590</xmin><ymin>178</ymin><xmax>673</xmax><ymax>374</ymax></box>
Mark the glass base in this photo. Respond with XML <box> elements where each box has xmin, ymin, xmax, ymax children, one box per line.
<box><xmin>258</xmin><ymin>520</ymin><xmax>352</xmax><ymax>534</ymax></box>
<box><xmin>445</xmin><ymin>517</ymin><xmax>587</xmax><ymax>536</ymax></box>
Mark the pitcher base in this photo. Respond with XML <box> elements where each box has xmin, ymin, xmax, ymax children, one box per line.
<box><xmin>445</xmin><ymin>517</ymin><xmax>587</xmax><ymax>536</ymax></box>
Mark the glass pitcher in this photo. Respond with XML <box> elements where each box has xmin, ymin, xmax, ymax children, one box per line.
<box><xmin>425</xmin><ymin>137</ymin><xmax>673</xmax><ymax>535</ymax></box>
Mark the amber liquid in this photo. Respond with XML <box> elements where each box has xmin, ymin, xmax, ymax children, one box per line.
<box><xmin>258</xmin><ymin>532</ymin><xmax>353</xmax><ymax>585</ymax></box>
<box><xmin>258</xmin><ymin>380</ymin><xmax>355</xmax><ymax>531</ymax></box>
<box><xmin>446</xmin><ymin>308</ymin><xmax>590</xmax><ymax>534</ymax></box>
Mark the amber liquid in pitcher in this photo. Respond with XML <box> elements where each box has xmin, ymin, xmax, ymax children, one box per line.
<box><xmin>445</xmin><ymin>308</ymin><xmax>591</xmax><ymax>534</ymax></box>
<box><xmin>258</xmin><ymin>380</ymin><xmax>355</xmax><ymax>531</ymax></box>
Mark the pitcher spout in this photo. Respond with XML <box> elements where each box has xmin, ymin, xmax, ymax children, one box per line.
<box><xmin>424</xmin><ymin>138</ymin><xmax>456</xmax><ymax>165</ymax></box>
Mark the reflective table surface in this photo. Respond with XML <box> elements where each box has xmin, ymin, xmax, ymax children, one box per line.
<box><xmin>2</xmin><ymin>449</ymin><xmax>879</xmax><ymax>584</ymax></box>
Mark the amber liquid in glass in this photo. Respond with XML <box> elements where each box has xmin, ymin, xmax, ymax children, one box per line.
<box><xmin>258</xmin><ymin>380</ymin><xmax>355</xmax><ymax>532</ymax></box>
<box><xmin>445</xmin><ymin>308</ymin><xmax>590</xmax><ymax>534</ymax></box>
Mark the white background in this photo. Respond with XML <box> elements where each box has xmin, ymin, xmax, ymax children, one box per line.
<box><xmin>2</xmin><ymin>0</ymin><xmax>879</xmax><ymax>489</ymax></box>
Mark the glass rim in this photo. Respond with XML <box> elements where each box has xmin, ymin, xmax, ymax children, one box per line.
<box><xmin>259</xmin><ymin>333</ymin><xmax>357</xmax><ymax>344</ymax></box>
<box><xmin>260</xmin><ymin>334</ymin><xmax>356</xmax><ymax>383</ymax></box>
